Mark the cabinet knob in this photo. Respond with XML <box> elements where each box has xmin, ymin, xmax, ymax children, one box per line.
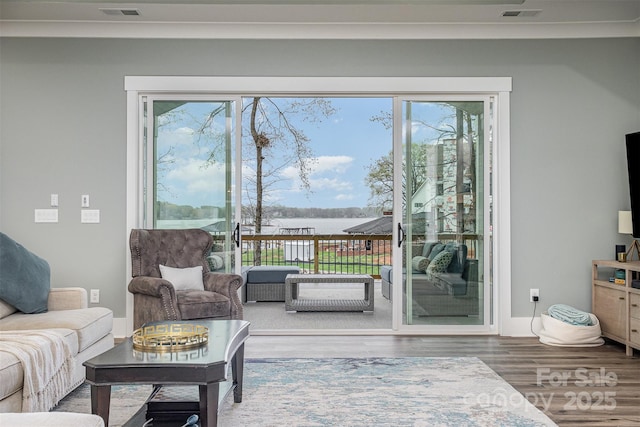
<box><xmin>632</xmin><ymin>304</ymin><xmax>639</xmax><ymax>307</ymax></box>
<box><xmin>619</xmin><ymin>297</ymin><xmax>626</xmax><ymax>300</ymax></box>
<box><xmin>632</xmin><ymin>329</ymin><xmax>638</xmax><ymax>333</ymax></box>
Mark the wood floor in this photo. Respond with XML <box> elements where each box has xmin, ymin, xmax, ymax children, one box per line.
<box><xmin>244</xmin><ymin>335</ymin><xmax>640</xmax><ymax>426</ymax></box>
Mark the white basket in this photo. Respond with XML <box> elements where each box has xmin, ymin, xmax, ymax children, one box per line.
<box><xmin>538</xmin><ymin>312</ymin><xmax>604</xmax><ymax>347</ymax></box>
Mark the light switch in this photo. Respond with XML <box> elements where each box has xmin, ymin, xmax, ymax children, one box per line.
<box><xmin>50</xmin><ymin>194</ymin><xmax>59</xmax><ymax>207</ymax></box>
<box><xmin>35</xmin><ymin>209</ymin><xmax>58</xmax><ymax>223</ymax></box>
<box><xmin>81</xmin><ymin>209</ymin><xmax>100</xmax><ymax>223</ymax></box>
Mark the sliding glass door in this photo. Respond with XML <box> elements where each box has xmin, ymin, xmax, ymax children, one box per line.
<box><xmin>143</xmin><ymin>97</ymin><xmax>240</xmax><ymax>273</ymax></box>
<box><xmin>398</xmin><ymin>98</ymin><xmax>492</xmax><ymax>329</ymax></box>
<box><xmin>128</xmin><ymin>77</ymin><xmax>510</xmax><ymax>335</ymax></box>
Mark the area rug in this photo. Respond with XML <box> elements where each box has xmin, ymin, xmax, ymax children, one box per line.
<box><xmin>54</xmin><ymin>357</ymin><xmax>556</xmax><ymax>426</ymax></box>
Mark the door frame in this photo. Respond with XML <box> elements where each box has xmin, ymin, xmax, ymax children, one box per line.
<box><xmin>393</xmin><ymin>95</ymin><xmax>496</xmax><ymax>333</ymax></box>
<box><xmin>125</xmin><ymin>76</ymin><xmax>511</xmax><ymax>336</ymax></box>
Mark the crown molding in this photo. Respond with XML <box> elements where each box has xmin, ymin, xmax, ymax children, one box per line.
<box><xmin>1</xmin><ymin>20</ymin><xmax>639</xmax><ymax>39</ymax></box>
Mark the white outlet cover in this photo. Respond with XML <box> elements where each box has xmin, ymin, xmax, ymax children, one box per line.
<box><xmin>90</xmin><ymin>289</ymin><xmax>99</xmax><ymax>303</ymax></box>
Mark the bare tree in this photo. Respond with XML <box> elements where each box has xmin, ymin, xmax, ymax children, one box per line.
<box><xmin>243</xmin><ymin>97</ymin><xmax>336</xmax><ymax>264</ymax></box>
<box><xmin>367</xmin><ymin>102</ymin><xmax>480</xmax><ymax>236</ymax></box>
<box><xmin>365</xmin><ymin>144</ymin><xmax>428</xmax><ymax>211</ymax></box>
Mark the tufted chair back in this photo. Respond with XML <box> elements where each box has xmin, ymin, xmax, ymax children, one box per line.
<box><xmin>130</xmin><ymin>228</ymin><xmax>213</xmax><ymax>278</ymax></box>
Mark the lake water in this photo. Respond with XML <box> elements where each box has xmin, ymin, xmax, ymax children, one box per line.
<box><xmin>157</xmin><ymin>217</ymin><xmax>377</xmax><ymax>235</ymax></box>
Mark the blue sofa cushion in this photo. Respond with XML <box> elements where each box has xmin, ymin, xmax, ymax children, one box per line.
<box><xmin>427</xmin><ymin>243</ymin><xmax>445</xmax><ymax>261</ymax></box>
<box><xmin>0</xmin><ymin>232</ymin><xmax>50</xmax><ymax>314</ymax></box>
<box><xmin>380</xmin><ymin>265</ymin><xmax>393</xmax><ymax>284</ymax></box>
<box><xmin>246</xmin><ymin>265</ymin><xmax>300</xmax><ymax>283</ymax></box>
<box><xmin>444</xmin><ymin>243</ymin><xmax>467</xmax><ymax>274</ymax></box>
<box><xmin>421</xmin><ymin>241</ymin><xmax>440</xmax><ymax>258</ymax></box>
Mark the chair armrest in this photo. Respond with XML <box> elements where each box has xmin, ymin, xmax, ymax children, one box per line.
<box><xmin>203</xmin><ymin>273</ymin><xmax>244</xmax><ymax>319</ymax></box>
<box><xmin>128</xmin><ymin>276</ymin><xmax>176</xmax><ymax>298</ymax></box>
<box><xmin>48</xmin><ymin>287</ymin><xmax>88</xmax><ymax>310</ymax></box>
<box><xmin>203</xmin><ymin>272</ymin><xmax>242</xmax><ymax>294</ymax></box>
<box><xmin>128</xmin><ymin>276</ymin><xmax>181</xmax><ymax>329</ymax></box>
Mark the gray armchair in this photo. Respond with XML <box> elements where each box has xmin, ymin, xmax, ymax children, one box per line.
<box><xmin>128</xmin><ymin>228</ymin><xmax>243</xmax><ymax>330</ymax></box>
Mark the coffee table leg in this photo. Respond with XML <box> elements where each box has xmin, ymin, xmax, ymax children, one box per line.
<box><xmin>90</xmin><ymin>384</ymin><xmax>111</xmax><ymax>426</ymax></box>
<box><xmin>232</xmin><ymin>343</ymin><xmax>245</xmax><ymax>403</ymax></box>
<box><xmin>199</xmin><ymin>383</ymin><xmax>219</xmax><ymax>427</ymax></box>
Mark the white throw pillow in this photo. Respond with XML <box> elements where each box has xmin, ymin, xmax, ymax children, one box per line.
<box><xmin>159</xmin><ymin>265</ymin><xmax>204</xmax><ymax>291</ymax></box>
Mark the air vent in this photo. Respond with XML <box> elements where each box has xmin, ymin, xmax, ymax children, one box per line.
<box><xmin>502</xmin><ymin>10</ymin><xmax>541</xmax><ymax>18</ymax></box>
<box><xmin>100</xmin><ymin>8</ymin><xmax>141</xmax><ymax>17</ymax></box>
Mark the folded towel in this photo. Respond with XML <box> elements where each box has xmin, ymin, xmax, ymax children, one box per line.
<box><xmin>548</xmin><ymin>304</ymin><xmax>593</xmax><ymax>326</ymax></box>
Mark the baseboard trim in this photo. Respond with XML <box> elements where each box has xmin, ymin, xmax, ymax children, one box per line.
<box><xmin>112</xmin><ymin>316</ymin><xmax>542</xmax><ymax>339</ymax></box>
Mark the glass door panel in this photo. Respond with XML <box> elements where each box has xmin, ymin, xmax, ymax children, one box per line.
<box><xmin>401</xmin><ymin>100</ymin><xmax>488</xmax><ymax>326</ymax></box>
<box><xmin>145</xmin><ymin>99</ymin><xmax>238</xmax><ymax>273</ymax></box>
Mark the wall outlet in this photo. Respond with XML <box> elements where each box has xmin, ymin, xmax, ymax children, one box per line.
<box><xmin>530</xmin><ymin>288</ymin><xmax>539</xmax><ymax>303</ymax></box>
<box><xmin>90</xmin><ymin>289</ymin><xmax>100</xmax><ymax>304</ymax></box>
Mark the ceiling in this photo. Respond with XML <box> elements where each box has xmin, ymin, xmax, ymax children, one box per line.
<box><xmin>1</xmin><ymin>0</ymin><xmax>638</xmax><ymax>39</ymax></box>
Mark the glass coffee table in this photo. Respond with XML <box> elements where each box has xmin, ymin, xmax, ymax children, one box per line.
<box><xmin>83</xmin><ymin>319</ymin><xmax>250</xmax><ymax>427</ymax></box>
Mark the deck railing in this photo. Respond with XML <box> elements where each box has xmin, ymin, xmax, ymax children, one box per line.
<box><xmin>235</xmin><ymin>233</ymin><xmax>479</xmax><ymax>279</ymax></box>
<box><xmin>240</xmin><ymin>234</ymin><xmax>392</xmax><ymax>278</ymax></box>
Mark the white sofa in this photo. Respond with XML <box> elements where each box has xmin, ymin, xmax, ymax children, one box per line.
<box><xmin>0</xmin><ymin>287</ymin><xmax>113</xmax><ymax>413</ymax></box>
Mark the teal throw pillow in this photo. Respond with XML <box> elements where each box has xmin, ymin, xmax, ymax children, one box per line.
<box><xmin>0</xmin><ymin>232</ymin><xmax>50</xmax><ymax>313</ymax></box>
<box><xmin>411</xmin><ymin>256</ymin><xmax>430</xmax><ymax>272</ymax></box>
<box><xmin>421</xmin><ymin>241</ymin><xmax>440</xmax><ymax>258</ymax></box>
<box><xmin>427</xmin><ymin>243</ymin><xmax>445</xmax><ymax>261</ymax></box>
<box><xmin>426</xmin><ymin>250</ymin><xmax>454</xmax><ymax>274</ymax></box>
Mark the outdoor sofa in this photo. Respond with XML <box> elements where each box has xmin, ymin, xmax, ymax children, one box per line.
<box><xmin>380</xmin><ymin>241</ymin><xmax>479</xmax><ymax>316</ymax></box>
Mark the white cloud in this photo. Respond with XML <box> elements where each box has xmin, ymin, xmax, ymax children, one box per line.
<box><xmin>313</xmin><ymin>155</ymin><xmax>353</xmax><ymax>173</ymax></box>
<box><xmin>281</xmin><ymin>156</ymin><xmax>354</xmax><ymax>199</ymax></box>
<box><xmin>162</xmin><ymin>158</ymin><xmax>227</xmax><ymax>203</ymax></box>
<box><xmin>310</xmin><ymin>177</ymin><xmax>353</xmax><ymax>192</ymax></box>
<box><xmin>281</xmin><ymin>155</ymin><xmax>354</xmax><ymax>185</ymax></box>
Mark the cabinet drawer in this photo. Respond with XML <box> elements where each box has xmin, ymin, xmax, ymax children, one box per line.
<box><xmin>630</xmin><ymin>293</ymin><xmax>640</xmax><ymax>320</ymax></box>
<box><xmin>630</xmin><ymin>318</ymin><xmax>640</xmax><ymax>346</ymax></box>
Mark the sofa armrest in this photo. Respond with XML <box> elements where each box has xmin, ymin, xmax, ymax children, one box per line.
<box><xmin>48</xmin><ymin>287</ymin><xmax>88</xmax><ymax>310</ymax></box>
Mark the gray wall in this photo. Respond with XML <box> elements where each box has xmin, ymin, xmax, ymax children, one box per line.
<box><xmin>1</xmin><ymin>38</ymin><xmax>639</xmax><ymax>320</ymax></box>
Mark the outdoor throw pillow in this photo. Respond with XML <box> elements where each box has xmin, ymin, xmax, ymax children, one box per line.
<box><xmin>208</xmin><ymin>254</ymin><xmax>224</xmax><ymax>271</ymax></box>
<box><xmin>426</xmin><ymin>250</ymin><xmax>454</xmax><ymax>274</ymax></box>
<box><xmin>0</xmin><ymin>232</ymin><xmax>50</xmax><ymax>314</ymax></box>
<box><xmin>159</xmin><ymin>265</ymin><xmax>205</xmax><ymax>291</ymax></box>
<box><xmin>421</xmin><ymin>241</ymin><xmax>440</xmax><ymax>258</ymax></box>
<box><xmin>411</xmin><ymin>256</ymin><xmax>430</xmax><ymax>272</ymax></box>
<box><xmin>427</xmin><ymin>243</ymin><xmax>445</xmax><ymax>261</ymax></box>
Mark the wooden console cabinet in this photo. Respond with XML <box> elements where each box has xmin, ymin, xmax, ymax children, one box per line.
<box><xmin>592</xmin><ymin>260</ymin><xmax>640</xmax><ymax>356</ymax></box>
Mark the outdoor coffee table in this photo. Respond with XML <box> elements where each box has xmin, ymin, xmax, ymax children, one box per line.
<box><xmin>83</xmin><ymin>319</ymin><xmax>250</xmax><ymax>427</ymax></box>
<box><xmin>285</xmin><ymin>273</ymin><xmax>374</xmax><ymax>312</ymax></box>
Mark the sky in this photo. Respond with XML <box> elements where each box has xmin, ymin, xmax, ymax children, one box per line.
<box><xmin>155</xmin><ymin>97</ymin><xmax>393</xmax><ymax>210</ymax></box>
